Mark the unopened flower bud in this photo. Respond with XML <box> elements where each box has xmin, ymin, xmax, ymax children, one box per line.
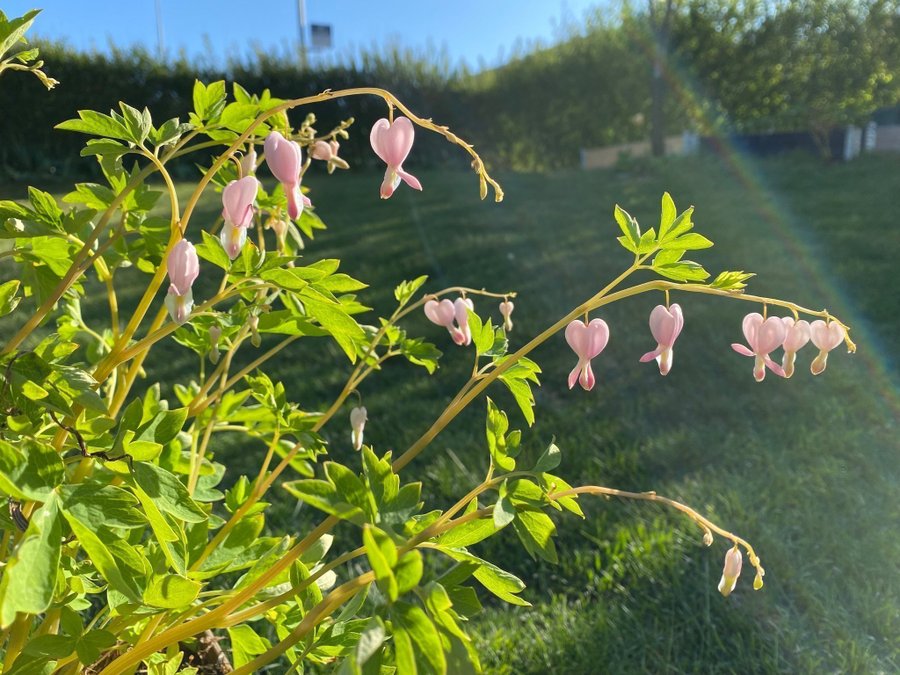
<box><xmin>240</xmin><ymin>146</ymin><xmax>258</xmax><ymax>176</ymax></box>
<box><xmin>350</xmin><ymin>406</ymin><xmax>367</xmax><ymax>451</ymax></box>
<box><xmin>249</xmin><ymin>315</ymin><xmax>260</xmax><ymax>347</ymax></box>
<box><xmin>753</xmin><ymin>572</ymin><xmax>764</xmax><ymax>590</ymax></box>
<box><xmin>703</xmin><ymin>530</ymin><xmax>713</xmax><ymax>547</ymax></box>
<box><xmin>718</xmin><ymin>546</ymin><xmax>743</xmax><ymax>597</ymax></box>
<box><xmin>499</xmin><ymin>300</ymin><xmax>514</xmax><ymax>332</ymax></box>
<box><xmin>310</xmin><ymin>140</ymin><xmax>334</xmax><ymax>161</ymax></box>
<box><xmin>209</xmin><ymin>325</ymin><xmax>222</xmax><ymax>364</ymax></box>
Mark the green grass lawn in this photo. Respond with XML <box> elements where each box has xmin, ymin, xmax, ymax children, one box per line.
<box><xmin>3</xmin><ymin>152</ymin><xmax>899</xmax><ymax>673</ymax></box>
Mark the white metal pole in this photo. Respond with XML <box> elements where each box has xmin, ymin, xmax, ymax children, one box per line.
<box><xmin>155</xmin><ymin>0</ymin><xmax>165</xmax><ymax>60</ymax></box>
<box><xmin>297</xmin><ymin>0</ymin><xmax>308</xmax><ymax>68</ymax></box>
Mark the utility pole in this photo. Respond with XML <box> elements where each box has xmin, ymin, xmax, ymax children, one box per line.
<box><xmin>297</xmin><ymin>0</ymin><xmax>308</xmax><ymax>69</ymax></box>
<box><xmin>155</xmin><ymin>0</ymin><xmax>165</xmax><ymax>61</ymax></box>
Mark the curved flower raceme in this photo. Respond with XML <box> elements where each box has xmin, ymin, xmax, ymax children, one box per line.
<box><xmin>454</xmin><ymin>297</ymin><xmax>474</xmax><ymax>346</ymax></box>
<box><xmin>639</xmin><ymin>303</ymin><xmax>684</xmax><ymax>376</ymax></box>
<box><xmin>718</xmin><ymin>546</ymin><xmax>743</xmax><ymax>597</ymax></box>
<box><xmin>731</xmin><ymin>313</ymin><xmax>787</xmax><ymax>382</ymax></box>
<box><xmin>499</xmin><ymin>300</ymin><xmax>514</xmax><ymax>332</ymax></box>
<box><xmin>220</xmin><ymin>176</ymin><xmax>259</xmax><ymax>259</ymax></box>
<box><xmin>780</xmin><ymin>317</ymin><xmax>810</xmax><ymax>378</ymax></box>
<box><xmin>350</xmin><ymin>406</ymin><xmax>367</xmax><ymax>451</ymax></box>
<box><xmin>370</xmin><ymin>117</ymin><xmax>422</xmax><ymax>199</ymax></box>
<box><xmin>165</xmin><ymin>239</ymin><xmax>199</xmax><ymax>325</ymax></box>
<box><xmin>565</xmin><ymin>318</ymin><xmax>610</xmax><ymax>391</ymax></box>
<box><xmin>809</xmin><ymin>320</ymin><xmax>845</xmax><ymax>375</ymax></box>
<box><xmin>264</xmin><ymin>131</ymin><xmax>312</xmax><ymax>220</ymax></box>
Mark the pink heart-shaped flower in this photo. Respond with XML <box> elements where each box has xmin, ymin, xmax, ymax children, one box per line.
<box><xmin>424</xmin><ymin>299</ymin><xmax>456</xmax><ymax>327</ymax></box>
<box><xmin>809</xmin><ymin>320</ymin><xmax>844</xmax><ymax>351</ymax></box>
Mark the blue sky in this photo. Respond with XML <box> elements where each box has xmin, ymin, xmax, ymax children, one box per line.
<box><xmin>6</xmin><ymin>0</ymin><xmax>607</xmax><ymax>70</ymax></box>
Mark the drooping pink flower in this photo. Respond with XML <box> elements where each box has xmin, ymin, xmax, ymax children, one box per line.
<box><xmin>453</xmin><ymin>298</ymin><xmax>475</xmax><ymax>346</ymax></box>
<box><xmin>639</xmin><ymin>303</ymin><xmax>684</xmax><ymax>376</ymax></box>
<box><xmin>718</xmin><ymin>546</ymin><xmax>743</xmax><ymax>597</ymax></box>
<box><xmin>165</xmin><ymin>239</ymin><xmax>199</xmax><ymax>324</ymax></box>
<box><xmin>350</xmin><ymin>406</ymin><xmax>367</xmax><ymax>451</ymax></box>
<box><xmin>264</xmin><ymin>131</ymin><xmax>311</xmax><ymax>219</ymax></box>
<box><xmin>499</xmin><ymin>300</ymin><xmax>514</xmax><ymax>332</ymax></box>
<box><xmin>565</xmin><ymin>318</ymin><xmax>610</xmax><ymax>391</ymax></box>
<box><xmin>780</xmin><ymin>317</ymin><xmax>810</xmax><ymax>378</ymax></box>
<box><xmin>424</xmin><ymin>299</ymin><xmax>465</xmax><ymax>344</ymax></box>
<box><xmin>310</xmin><ymin>139</ymin><xmax>349</xmax><ymax>174</ymax></box>
<box><xmin>731</xmin><ymin>313</ymin><xmax>787</xmax><ymax>382</ymax></box>
<box><xmin>809</xmin><ymin>320</ymin><xmax>845</xmax><ymax>375</ymax></box>
<box><xmin>369</xmin><ymin>117</ymin><xmax>422</xmax><ymax>199</ymax></box>
<box><xmin>219</xmin><ymin>176</ymin><xmax>259</xmax><ymax>259</ymax></box>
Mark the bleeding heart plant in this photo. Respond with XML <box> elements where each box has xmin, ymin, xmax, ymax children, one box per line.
<box><xmin>0</xmin><ymin>11</ymin><xmax>855</xmax><ymax>674</ymax></box>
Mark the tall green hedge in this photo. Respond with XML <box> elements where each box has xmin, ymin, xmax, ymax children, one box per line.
<box><xmin>2</xmin><ymin>1</ymin><xmax>897</xmax><ymax>177</ymax></box>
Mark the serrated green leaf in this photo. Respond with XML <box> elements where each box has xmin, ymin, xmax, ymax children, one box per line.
<box><xmin>636</xmin><ymin>228</ymin><xmax>658</xmax><ymax>254</ymax></box>
<box><xmin>711</xmin><ymin>270</ymin><xmax>755</xmax><ymax>291</ymax></box>
<box><xmin>659</xmin><ymin>192</ymin><xmax>677</xmax><ymax>240</ymax></box>
<box><xmin>56</xmin><ymin>110</ymin><xmax>132</xmax><ymax>142</ymax></box>
<box><xmin>660</xmin><ymin>207</ymin><xmax>694</xmax><ymax>242</ymax></box>
<box><xmin>485</xmin><ymin>399</ymin><xmax>515</xmax><ymax>471</ymax></box>
<box><xmin>0</xmin><ymin>9</ymin><xmax>40</xmax><ymax>58</ymax></box>
<box><xmin>614</xmin><ymin>204</ymin><xmax>640</xmax><ymax>244</ymax></box>
<box><xmin>617</xmin><ymin>235</ymin><xmax>638</xmax><ymax>253</ymax></box>
<box><xmin>653</xmin><ymin>261</ymin><xmax>710</xmax><ymax>282</ymax></box>
<box><xmin>119</xmin><ymin>102</ymin><xmax>151</xmax><ymax>144</ymax></box>
<box><xmin>662</xmin><ymin>232</ymin><xmax>713</xmax><ymax>251</ymax></box>
<box><xmin>472</xmin><ymin>314</ymin><xmax>494</xmax><ymax>355</ymax></box>
<box><xmin>195</xmin><ymin>230</ymin><xmax>231</xmax><ymax>271</ymax></box>
<box><xmin>653</xmin><ymin>248</ymin><xmax>686</xmax><ymax>266</ymax></box>
<box><xmin>394</xmin><ymin>276</ymin><xmax>428</xmax><ymax>307</ymax></box>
